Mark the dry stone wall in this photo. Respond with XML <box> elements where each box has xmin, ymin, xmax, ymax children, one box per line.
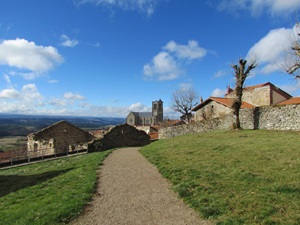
<box><xmin>159</xmin><ymin>104</ymin><xmax>300</xmax><ymax>139</ymax></box>
<box><xmin>88</xmin><ymin>124</ymin><xmax>151</xmax><ymax>152</ymax></box>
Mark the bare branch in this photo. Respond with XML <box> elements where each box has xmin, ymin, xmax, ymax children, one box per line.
<box><xmin>171</xmin><ymin>88</ymin><xmax>199</xmax><ymax>123</ymax></box>
<box><xmin>284</xmin><ymin>23</ymin><xmax>300</xmax><ymax>78</ymax></box>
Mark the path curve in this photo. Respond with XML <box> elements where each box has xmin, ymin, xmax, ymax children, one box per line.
<box><xmin>71</xmin><ymin>147</ymin><xmax>213</xmax><ymax>225</ymax></box>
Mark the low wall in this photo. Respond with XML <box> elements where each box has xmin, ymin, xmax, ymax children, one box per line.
<box><xmin>159</xmin><ymin>104</ymin><xmax>300</xmax><ymax>139</ymax></box>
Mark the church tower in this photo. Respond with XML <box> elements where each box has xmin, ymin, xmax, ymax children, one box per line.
<box><xmin>152</xmin><ymin>99</ymin><xmax>163</xmax><ymax>123</ymax></box>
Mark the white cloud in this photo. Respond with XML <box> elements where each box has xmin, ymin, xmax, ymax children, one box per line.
<box><xmin>19</xmin><ymin>72</ymin><xmax>43</xmax><ymax>80</ymax></box>
<box><xmin>128</xmin><ymin>102</ymin><xmax>150</xmax><ymax>112</ymax></box>
<box><xmin>179</xmin><ymin>83</ymin><xmax>194</xmax><ymax>92</ymax></box>
<box><xmin>247</xmin><ymin>24</ymin><xmax>299</xmax><ymax>74</ymax></box>
<box><xmin>0</xmin><ymin>83</ymin><xmax>44</xmax><ymax>114</ymax></box>
<box><xmin>211</xmin><ymin>88</ymin><xmax>227</xmax><ymax>97</ymax></box>
<box><xmin>163</xmin><ymin>40</ymin><xmax>207</xmax><ymax>61</ymax></box>
<box><xmin>92</xmin><ymin>42</ymin><xmax>100</xmax><ymax>48</ymax></box>
<box><xmin>48</xmin><ymin>79</ymin><xmax>58</xmax><ymax>84</ymax></box>
<box><xmin>143</xmin><ymin>40</ymin><xmax>207</xmax><ymax>81</ymax></box>
<box><xmin>214</xmin><ymin>69</ymin><xmax>227</xmax><ymax>78</ymax></box>
<box><xmin>0</xmin><ymin>88</ymin><xmax>19</xmax><ymax>99</ymax></box>
<box><xmin>63</xmin><ymin>92</ymin><xmax>86</xmax><ymax>100</ymax></box>
<box><xmin>0</xmin><ymin>84</ymin><xmax>88</xmax><ymax>115</ymax></box>
<box><xmin>0</xmin><ymin>38</ymin><xmax>63</xmax><ymax>73</ymax></box>
<box><xmin>22</xmin><ymin>84</ymin><xmax>44</xmax><ymax>105</ymax></box>
<box><xmin>3</xmin><ymin>74</ymin><xmax>11</xmax><ymax>84</ymax></box>
<box><xmin>0</xmin><ymin>84</ymin><xmax>42</xmax><ymax>101</ymax></box>
<box><xmin>75</xmin><ymin>0</ymin><xmax>158</xmax><ymax>16</ymax></box>
<box><xmin>144</xmin><ymin>51</ymin><xmax>182</xmax><ymax>81</ymax></box>
<box><xmin>215</xmin><ymin>0</ymin><xmax>300</xmax><ymax>16</ymax></box>
<box><xmin>60</xmin><ymin>34</ymin><xmax>79</xmax><ymax>47</ymax></box>
<box><xmin>278</xmin><ymin>80</ymin><xmax>300</xmax><ymax>96</ymax></box>
<box><xmin>48</xmin><ymin>98</ymin><xmax>68</xmax><ymax>106</ymax></box>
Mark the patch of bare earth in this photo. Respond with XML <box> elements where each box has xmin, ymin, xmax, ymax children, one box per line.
<box><xmin>71</xmin><ymin>147</ymin><xmax>213</xmax><ymax>225</ymax></box>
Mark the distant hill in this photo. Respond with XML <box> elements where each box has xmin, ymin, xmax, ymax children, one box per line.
<box><xmin>0</xmin><ymin>114</ymin><xmax>125</xmax><ymax>137</ymax></box>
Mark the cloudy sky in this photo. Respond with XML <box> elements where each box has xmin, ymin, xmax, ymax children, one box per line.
<box><xmin>0</xmin><ymin>0</ymin><xmax>300</xmax><ymax>118</ymax></box>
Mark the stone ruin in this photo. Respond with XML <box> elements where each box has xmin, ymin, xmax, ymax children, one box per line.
<box><xmin>88</xmin><ymin>123</ymin><xmax>151</xmax><ymax>152</ymax></box>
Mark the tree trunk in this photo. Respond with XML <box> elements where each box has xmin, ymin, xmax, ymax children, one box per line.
<box><xmin>231</xmin><ymin>58</ymin><xmax>256</xmax><ymax>130</ymax></box>
<box><xmin>233</xmin><ymin>101</ymin><xmax>241</xmax><ymax>129</ymax></box>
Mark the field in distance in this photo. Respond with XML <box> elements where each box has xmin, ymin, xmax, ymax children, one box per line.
<box><xmin>0</xmin><ymin>136</ymin><xmax>27</xmax><ymax>152</ymax></box>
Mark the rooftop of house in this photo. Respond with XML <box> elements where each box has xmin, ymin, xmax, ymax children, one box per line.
<box><xmin>27</xmin><ymin>120</ymin><xmax>94</xmax><ymax>140</ymax></box>
<box><xmin>225</xmin><ymin>82</ymin><xmax>292</xmax><ymax>99</ymax></box>
<box><xmin>131</xmin><ymin>112</ymin><xmax>153</xmax><ymax>118</ymax></box>
<box><xmin>192</xmin><ymin>97</ymin><xmax>255</xmax><ymax>111</ymax></box>
<box><xmin>193</xmin><ymin>82</ymin><xmax>293</xmax><ymax>112</ymax></box>
<box><xmin>277</xmin><ymin>97</ymin><xmax>300</xmax><ymax>105</ymax></box>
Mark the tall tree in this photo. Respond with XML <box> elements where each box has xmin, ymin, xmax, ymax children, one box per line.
<box><xmin>232</xmin><ymin>58</ymin><xmax>256</xmax><ymax>129</ymax></box>
<box><xmin>171</xmin><ymin>87</ymin><xmax>199</xmax><ymax>124</ymax></box>
<box><xmin>286</xmin><ymin>23</ymin><xmax>300</xmax><ymax>78</ymax></box>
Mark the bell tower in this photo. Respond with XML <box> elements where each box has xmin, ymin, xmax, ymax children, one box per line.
<box><xmin>152</xmin><ymin>99</ymin><xmax>163</xmax><ymax>123</ymax></box>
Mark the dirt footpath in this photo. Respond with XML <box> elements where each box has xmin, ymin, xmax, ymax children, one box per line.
<box><xmin>71</xmin><ymin>147</ymin><xmax>213</xmax><ymax>225</ymax></box>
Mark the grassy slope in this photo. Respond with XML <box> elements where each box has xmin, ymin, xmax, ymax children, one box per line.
<box><xmin>140</xmin><ymin>130</ymin><xmax>300</xmax><ymax>225</ymax></box>
<box><xmin>0</xmin><ymin>151</ymin><xmax>111</xmax><ymax>225</ymax></box>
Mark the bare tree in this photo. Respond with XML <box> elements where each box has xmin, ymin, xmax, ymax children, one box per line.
<box><xmin>232</xmin><ymin>58</ymin><xmax>257</xmax><ymax>129</ymax></box>
<box><xmin>171</xmin><ymin>87</ymin><xmax>199</xmax><ymax>124</ymax></box>
<box><xmin>287</xmin><ymin>24</ymin><xmax>300</xmax><ymax>77</ymax></box>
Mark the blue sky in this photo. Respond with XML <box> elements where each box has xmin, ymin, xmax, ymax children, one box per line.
<box><xmin>0</xmin><ymin>0</ymin><xmax>300</xmax><ymax>118</ymax></box>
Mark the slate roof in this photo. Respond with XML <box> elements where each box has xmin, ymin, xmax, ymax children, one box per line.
<box><xmin>132</xmin><ymin>112</ymin><xmax>153</xmax><ymax>118</ymax></box>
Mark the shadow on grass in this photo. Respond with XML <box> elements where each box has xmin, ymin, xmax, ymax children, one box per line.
<box><xmin>0</xmin><ymin>168</ymin><xmax>72</xmax><ymax>197</ymax></box>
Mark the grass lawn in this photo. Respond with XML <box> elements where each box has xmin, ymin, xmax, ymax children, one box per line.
<box><xmin>0</xmin><ymin>151</ymin><xmax>111</xmax><ymax>225</ymax></box>
<box><xmin>140</xmin><ymin>130</ymin><xmax>300</xmax><ymax>225</ymax></box>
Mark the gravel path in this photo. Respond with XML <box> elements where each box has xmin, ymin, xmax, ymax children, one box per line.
<box><xmin>71</xmin><ymin>147</ymin><xmax>213</xmax><ymax>225</ymax></box>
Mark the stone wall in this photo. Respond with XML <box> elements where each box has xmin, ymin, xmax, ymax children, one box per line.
<box><xmin>159</xmin><ymin>104</ymin><xmax>300</xmax><ymax>139</ymax></box>
<box><xmin>251</xmin><ymin>104</ymin><xmax>300</xmax><ymax>130</ymax></box>
<box><xmin>88</xmin><ymin>124</ymin><xmax>151</xmax><ymax>152</ymax></box>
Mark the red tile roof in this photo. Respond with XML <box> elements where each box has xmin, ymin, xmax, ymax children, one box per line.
<box><xmin>192</xmin><ymin>97</ymin><xmax>255</xmax><ymax>111</ymax></box>
<box><xmin>226</xmin><ymin>82</ymin><xmax>292</xmax><ymax>99</ymax></box>
<box><xmin>277</xmin><ymin>97</ymin><xmax>300</xmax><ymax>105</ymax></box>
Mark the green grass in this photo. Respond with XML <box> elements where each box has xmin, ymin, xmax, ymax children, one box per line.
<box><xmin>140</xmin><ymin>130</ymin><xmax>300</xmax><ymax>225</ymax></box>
<box><xmin>0</xmin><ymin>151</ymin><xmax>111</xmax><ymax>225</ymax></box>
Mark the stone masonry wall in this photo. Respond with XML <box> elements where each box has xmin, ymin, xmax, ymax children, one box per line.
<box><xmin>159</xmin><ymin>104</ymin><xmax>300</xmax><ymax>139</ymax></box>
<box><xmin>89</xmin><ymin>124</ymin><xmax>151</xmax><ymax>152</ymax></box>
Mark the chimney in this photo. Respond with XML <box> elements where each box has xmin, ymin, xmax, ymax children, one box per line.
<box><xmin>226</xmin><ymin>85</ymin><xmax>233</xmax><ymax>95</ymax></box>
<box><xmin>200</xmin><ymin>97</ymin><xmax>203</xmax><ymax>103</ymax></box>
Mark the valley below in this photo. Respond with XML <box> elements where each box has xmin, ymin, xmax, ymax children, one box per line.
<box><xmin>0</xmin><ymin>114</ymin><xmax>125</xmax><ymax>152</ymax></box>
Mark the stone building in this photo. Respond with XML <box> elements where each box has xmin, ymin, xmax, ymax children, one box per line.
<box><xmin>192</xmin><ymin>82</ymin><xmax>292</xmax><ymax>122</ymax></box>
<box><xmin>27</xmin><ymin>120</ymin><xmax>94</xmax><ymax>155</ymax></box>
<box><xmin>126</xmin><ymin>99</ymin><xmax>163</xmax><ymax>126</ymax></box>
<box><xmin>225</xmin><ymin>82</ymin><xmax>292</xmax><ymax>106</ymax></box>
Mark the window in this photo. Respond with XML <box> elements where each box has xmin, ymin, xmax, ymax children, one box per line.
<box><xmin>34</xmin><ymin>143</ymin><xmax>38</xmax><ymax>152</ymax></box>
